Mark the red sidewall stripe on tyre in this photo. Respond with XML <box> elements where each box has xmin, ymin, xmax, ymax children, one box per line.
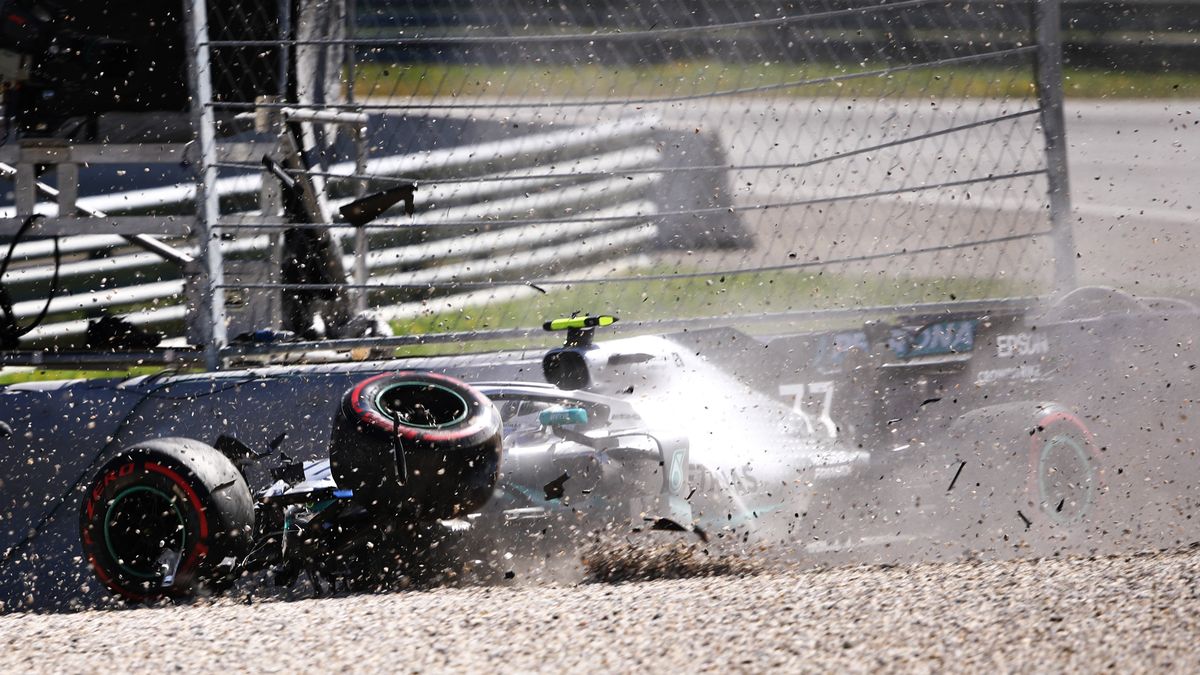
<box><xmin>86</xmin><ymin>552</ymin><xmax>147</xmax><ymax>601</ymax></box>
<box><xmin>145</xmin><ymin>462</ymin><xmax>211</xmax><ymax>577</ymax></box>
<box><xmin>349</xmin><ymin>371</ymin><xmax>494</xmax><ymax>442</ymax></box>
<box><xmin>83</xmin><ymin>459</ymin><xmax>212</xmax><ymax>599</ymax></box>
<box><xmin>144</xmin><ymin>462</ymin><xmax>209</xmax><ymax>539</ymax></box>
<box><xmin>85</xmin><ymin>461</ymin><xmax>135</xmax><ymax>522</ymax></box>
<box><xmin>1025</xmin><ymin>409</ymin><xmax>1105</xmax><ymax>501</ymax></box>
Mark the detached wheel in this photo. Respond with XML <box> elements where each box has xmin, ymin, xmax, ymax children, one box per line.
<box><xmin>330</xmin><ymin>371</ymin><xmax>502</xmax><ymax>519</ymax></box>
<box><xmin>79</xmin><ymin>438</ymin><xmax>255</xmax><ymax>602</ymax></box>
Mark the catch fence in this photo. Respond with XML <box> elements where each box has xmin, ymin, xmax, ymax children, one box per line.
<box><xmin>1</xmin><ymin>0</ymin><xmax>1073</xmax><ymax>368</ymax></box>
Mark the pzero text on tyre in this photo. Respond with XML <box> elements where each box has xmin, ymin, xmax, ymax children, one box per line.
<box><xmin>329</xmin><ymin>371</ymin><xmax>503</xmax><ymax>519</ymax></box>
<box><xmin>79</xmin><ymin>437</ymin><xmax>255</xmax><ymax>602</ymax></box>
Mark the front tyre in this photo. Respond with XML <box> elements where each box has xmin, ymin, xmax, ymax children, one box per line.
<box><xmin>79</xmin><ymin>438</ymin><xmax>255</xmax><ymax>602</ymax></box>
<box><xmin>329</xmin><ymin>371</ymin><xmax>502</xmax><ymax>519</ymax></box>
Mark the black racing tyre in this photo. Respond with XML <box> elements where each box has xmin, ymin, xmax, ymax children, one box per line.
<box><xmin>948</xmin><ymin>402</ymin><xmax>1102</xmax><ymax>529</ymax></box>
<box><xmin>329</xmin><ymin>371</ymin><xmax>503</xmax><ymax>519</ymax></box>
<box><xmin>79</xmin><ymin>437</ymin><xmax>255</xmax><ymax>602</ymax></box>
<box><xmin>1025</xmin><ymin>404</ymin><xmax>1102</xmax><ymax>527</ymax></box>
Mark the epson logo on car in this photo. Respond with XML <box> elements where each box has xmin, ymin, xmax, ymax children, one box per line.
<box><xmin>996</xmin><ymin>333</ymin><xmax>1050</xmax><ymax>358</ymax></box>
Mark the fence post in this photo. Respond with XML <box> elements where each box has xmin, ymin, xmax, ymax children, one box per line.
<box><xmin>347</xmin><ymin>0</ymin><xmax>371</xmax><ymax>314</ymax></box>
<box><xmin>352</xmin><ymin>125</ymin><xmax>370</xmax><ymax>314</ymax></box>
<box><xmin>184</xmin><ymin>0</ymin><xmax>229</xmax><ymax>369</ymax></box>
<box><xmin>1033</xmin><ymin>0</ymin><xmax>1076</xmax><ymax>294</ymax></box>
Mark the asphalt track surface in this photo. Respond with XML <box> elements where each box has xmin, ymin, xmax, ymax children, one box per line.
<box><xmin>409</xmin><ymin>98</ymin><xmax>1199</xmax><ymax>294</ymax></box>
<box><xmin>1066</xmin><ymin>101</ymin><xmax>1199</xmax><ymax>293</ymax></box>
<box><xmin>4</xmin><ymin>101</ymin><xmax>1197</xmax><ymax>671</ymax></box>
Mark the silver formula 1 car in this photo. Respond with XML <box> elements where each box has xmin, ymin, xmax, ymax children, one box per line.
<box><xmin>18</xmin><ymin>296</ymin><xmax>1150</xmax><ymax>608</ymax></box>
<box><xmin>58</xmin><ymin>368</ymin><xmax>690</xmax><ymax>601</ymax></box>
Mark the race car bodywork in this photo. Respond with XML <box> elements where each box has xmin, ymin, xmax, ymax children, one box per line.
<box><xmin>246</xmin><ymin>381</ymin><xmax>692</xmax><ymax>593</ymax></box>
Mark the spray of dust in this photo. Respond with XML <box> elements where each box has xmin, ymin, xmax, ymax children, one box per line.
<box><xmin>485</xmin><ymin>287</ymin><xmax>1200</xmax><ymax>583</ymax></box>
<box><xmin>705</xmin><ymin>286</ymin><xmax>1200</xmax><ymax>569</ymax></box>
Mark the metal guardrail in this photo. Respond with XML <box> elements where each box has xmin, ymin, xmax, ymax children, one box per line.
<box><xmin>0</xmin><ymin>116</ymin><xmax>668</xmax><ymax>348</ymax></box>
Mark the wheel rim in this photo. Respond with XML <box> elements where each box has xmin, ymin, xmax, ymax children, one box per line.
<box><xmin>103</xmin><ymin>485</ymin><xmax>187</xmax><ymax>579</ymax></box>
<box><xmin>376</xmin><ymin>382</ymin><xmax>470</xmax><ymax>429</ymax></box>
<box><xmin>1037</xmin><ymin>433</ymin><xmax>1095</xmax><ymax>526</ymax></box>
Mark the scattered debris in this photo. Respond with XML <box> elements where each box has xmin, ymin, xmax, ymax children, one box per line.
<box><xmin>647</xmin><ymin>517</ymin><xmax>689</xmax><ymax>534</ymax></box>
<box><xmin>1017</xmin><ymin>510</ymin><xmax>1032</xmax><ymax>530</ymax></box>
<box><xmin>948</xmin><ymin>461</ymin><xmax>967</xmax><ymax>492</ymax></box>
<box><xmin>84</xmin><ymin>314</ymin><xmax>163</xmax><ymax>350</ymax></box>
<box><xmin>646</xmin><ymin>517</ymin><xmax>709</xmax><ymax>543</ymax></box>
<box><xmin>543</xmin><ymin>473</ymin><xmax>570</xmax><ymax>501</ymax></box>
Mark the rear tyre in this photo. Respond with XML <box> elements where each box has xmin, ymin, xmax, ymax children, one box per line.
<box><xmin>79</xmin><ymin>437</ymin><xmax>255</xmax><ymax>602</ymax></box>
<box><xmin>1027</xmin><ymin>404</ymin><xmax>1101</xmax><ymax>527</ymax></box>
<box><xmin>946</xmin><ymin>402</ymin><xmax>1102</xmax><ymax>542</ymax></box>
